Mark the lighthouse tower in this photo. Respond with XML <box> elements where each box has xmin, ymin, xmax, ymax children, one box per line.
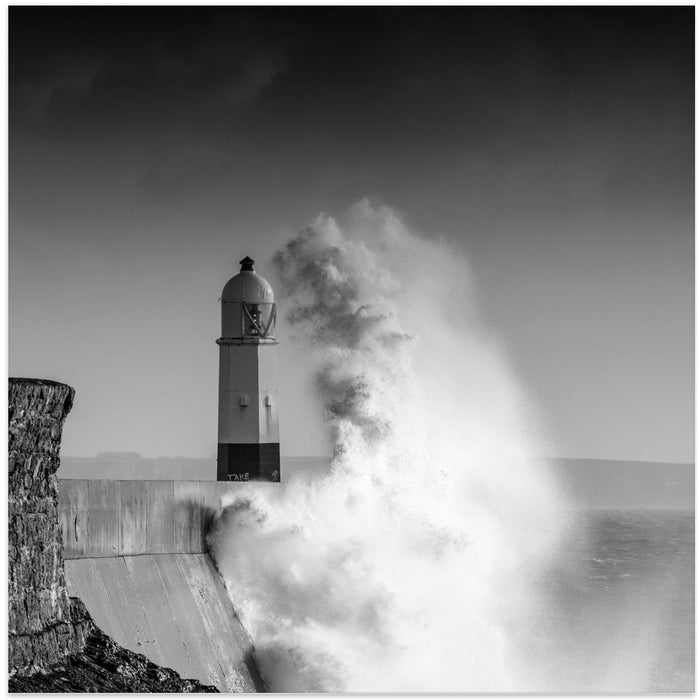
<box><xmin>216</xmin><ymin>256</ymin><xmax>280</xmax><ymax>482</ymax></box>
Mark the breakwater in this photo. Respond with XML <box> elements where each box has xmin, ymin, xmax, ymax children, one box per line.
<box><xmin>58</xmin><ymin>479</ymin><xmax>264</xmax><ymax>691</ymax></box>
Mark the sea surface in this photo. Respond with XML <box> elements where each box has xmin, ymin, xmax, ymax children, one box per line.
<box><xmin>515</xmin><ymin>510</ymin><xmax>694</xmax><ymax>692</ymax></box>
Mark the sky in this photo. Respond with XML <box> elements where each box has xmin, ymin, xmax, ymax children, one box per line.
<box><xmin>9</xmin><ymin>7</ymin><xmax>694</xmax><ymax>462</ymax></box>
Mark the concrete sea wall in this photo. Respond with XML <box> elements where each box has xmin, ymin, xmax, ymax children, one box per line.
<box><xmin>58</xmin><ymin>478</ymin><xmax>264</xmax><ymax>691</ymax></box>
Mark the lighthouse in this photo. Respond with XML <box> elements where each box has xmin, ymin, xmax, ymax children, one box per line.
<box><xmin>216</xmin><ymin>256</ymin><xmax>280</xmax><ymax>482</ymax></box>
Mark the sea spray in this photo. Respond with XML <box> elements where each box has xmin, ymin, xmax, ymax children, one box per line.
<box><xmin>209</xmin><ymin>201</ymin><xmax>567</xmax><ymax>691</ymax></box>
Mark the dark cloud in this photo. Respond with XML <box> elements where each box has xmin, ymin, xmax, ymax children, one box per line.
<box><xmin>10</xmin><ymin>8</ymin><xmax>692</xmax><ymax>203</ymax></box>
<box><xmin>12</xmin><ymin>8</ymin><xmax>692</xmax><ymax>139</ymax></box>
<box><xmin>10</xmin><ymin>8</ymin><xmax>309</xmax><ymax>137</ymax></box>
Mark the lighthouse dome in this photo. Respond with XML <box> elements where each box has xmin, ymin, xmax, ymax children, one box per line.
<box><xmin>222</xmin><ymin>257</ymin><xmax>275</xmax><ymax>304</ymax></box>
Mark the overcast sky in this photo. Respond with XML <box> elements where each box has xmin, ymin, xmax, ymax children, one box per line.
<box><xmin>9</xmin><ymin>7</ymin><xmax>693</xmax><ymax>462</ymax></box>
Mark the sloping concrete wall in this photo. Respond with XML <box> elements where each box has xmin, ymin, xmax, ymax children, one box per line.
<box><xmin>64</xmin><ymin>554</ymin><xmax>263</xmax><ymax>692</ymax></box>
<box><xmin>58</xmin><ymin>479</ymin><xmax>267</xmax><ymax>692</ymax></box>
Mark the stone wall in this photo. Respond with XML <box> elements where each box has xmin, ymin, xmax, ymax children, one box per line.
<box><xmin>8</xmin><ymin>378</ymin><xmax>91</xmax><ymax>673</ymax></box>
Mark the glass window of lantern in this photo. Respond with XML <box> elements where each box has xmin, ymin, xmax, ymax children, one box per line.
<box><xmin>242</xmin><ymin>302</ymin><xmax>276</xmax><ymax>337</ymax></box>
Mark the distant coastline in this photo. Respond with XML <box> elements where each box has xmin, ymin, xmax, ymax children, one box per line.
<box><xmin>549</xmin><ymin>457</ymin><xmax>693</xmax><ymax>511</ymax></box>
<box><xmin>58</xmin><ymin>453</ymin><xmax>693</xmax><ymax>512</ymax></box>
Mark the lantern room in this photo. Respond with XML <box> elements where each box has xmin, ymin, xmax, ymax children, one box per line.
<box><xmin>221</xmin><ymin>256</ymin><xmax>277</xmax><ymax>340</ymax></box>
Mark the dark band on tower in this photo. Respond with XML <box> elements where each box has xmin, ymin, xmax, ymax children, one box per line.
<box><xmin>216</xmin><ymin>256</ymin><xmax>281</xmax><ymax>482</ymax></box>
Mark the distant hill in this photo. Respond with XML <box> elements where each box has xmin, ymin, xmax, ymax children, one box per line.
<box><xmin>548</xmin><ymin>458</ymin><xmax>694</xmax><ymax>511</ymax></box>
<box><xmin>58</xmin><ymin>453</ymin><xmax>693</xmax><ymax>511</ymax></box>
<box><xmin>59</xmin><ymin>454</ymin><xmax>216</xmax><ymax>480</ymax></box>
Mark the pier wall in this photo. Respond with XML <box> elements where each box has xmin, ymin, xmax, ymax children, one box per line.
<box><xmin>57</xmin><ymin>479</ymin><xmax>263</xmax><ymax>690</ymax></box>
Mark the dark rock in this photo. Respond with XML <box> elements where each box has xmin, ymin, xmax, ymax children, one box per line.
<box><xmin>9</xmin><ymin>378</ymin><xmax>81</xmax><ymax>672</ymax></box>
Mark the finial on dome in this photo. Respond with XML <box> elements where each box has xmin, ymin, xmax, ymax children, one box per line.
<box><xmin>239</xmin><ymin>256</ymin><xmax>255</xmax><ymax>272</ymax></box>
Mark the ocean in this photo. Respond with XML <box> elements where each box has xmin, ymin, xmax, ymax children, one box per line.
<box><xmin>515</xmin><ymin>509</ymin><xmax>694</xmax><ymax>692</ymax></box>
